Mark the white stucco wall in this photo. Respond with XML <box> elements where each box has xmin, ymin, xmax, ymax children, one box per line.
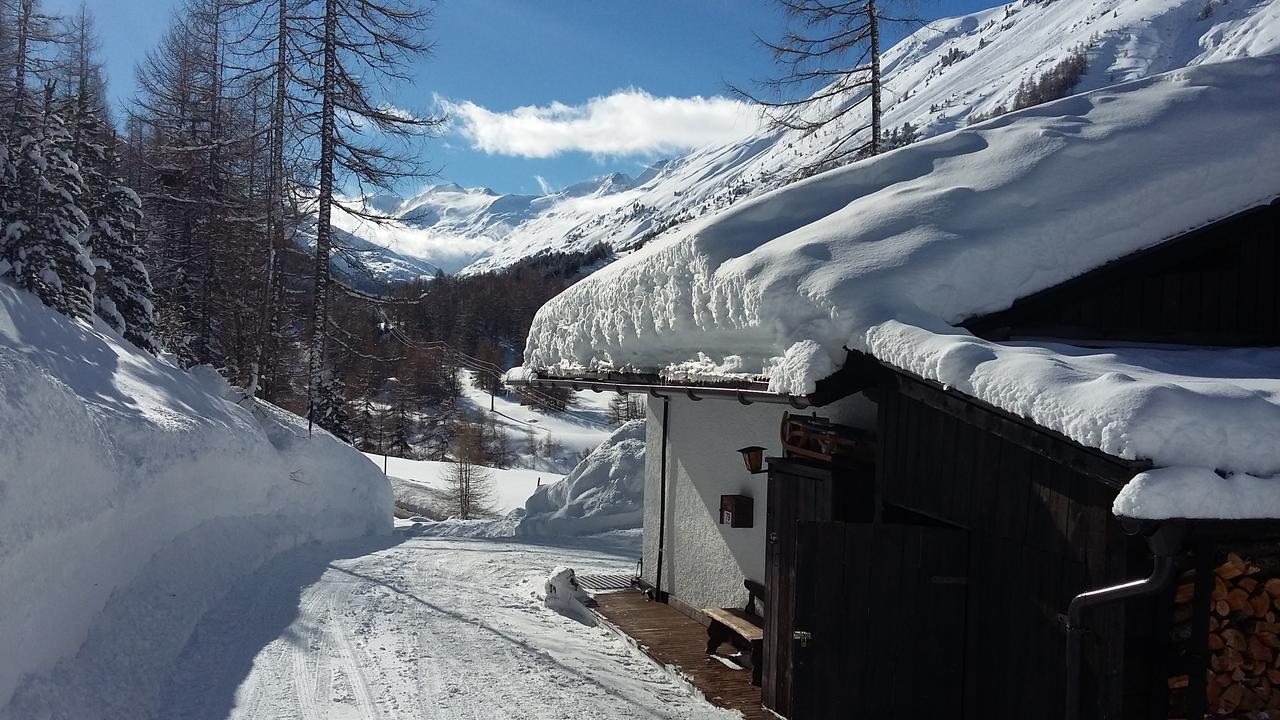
<box><xmin>641</xmin><ymin>392</ymin><xmax>878</xmax><ymax>611</ymax></box>
<box><xmin>641</xmin><ymin>395</ymin><xmax>784</xmax><ymax>610</ymax></box>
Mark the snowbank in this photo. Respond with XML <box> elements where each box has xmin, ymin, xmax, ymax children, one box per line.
<box><xmin>522</xmin><ymin>56</ymin><xmax>1280</xmax><ymax>394</ymax></box>
<box><xmin>0</xmin><ymin>282</ymin><xmax>391</xmax><ymax>716</ymax></box>
<box><xmin>518</xmin><ymin>420</ymin><xmax>645</xmax><ymax>536</ymax></box>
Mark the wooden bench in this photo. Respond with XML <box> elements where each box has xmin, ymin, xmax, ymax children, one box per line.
<box><xmin>703</xmin><ymin>579</ymin><xmax>766</xmax><ymax>686</ymax></box>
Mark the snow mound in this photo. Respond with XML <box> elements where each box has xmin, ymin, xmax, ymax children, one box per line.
<box><xmin>543</xmin><ymin>566</ymin><xmax>597</xmax><ymax>626</ymax></box>
<box><xmin>524</xmin><ymin>56</ymin><xmax>1280</xmax><ymax>393</ymax></box>
<box><xmin>518</xmin><ymin>420</ymin><xmax>645</xmax><ymax>537</ymax></box>
<box><xmin>0</xmin><ymin>282</ymin><xmax>391</xmax><ymax>716</ymax></box>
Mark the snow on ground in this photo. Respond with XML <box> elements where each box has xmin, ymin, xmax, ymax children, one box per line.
<box><xmin>0</xmin><ymin>282</ymin><xmax>391</xmax><ymax>717</ymax></box>
<box><xmin>368</xmin><ymin>371</ymin><xmax>622</xmax><ymax>522</ymax></box>
<box><xmin>367</xmin><ymin>452</ymin><xmax>565</xmax><ymax>515</ymax></box>
<box><xmin>149</xmin><ymin>531</ymin><xmax>737</xmax><ymax>720</ymax></box>
<box><xmin>519</xmin><ymin>420</ymin><xmax>645</xmax><ymax>537</ymax></box>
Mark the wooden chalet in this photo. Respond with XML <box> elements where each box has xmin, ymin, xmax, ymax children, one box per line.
<box><xmin>513</xmin><ymin>196</ymin><xmax>1280</xmax><ymax>719</ymax></box>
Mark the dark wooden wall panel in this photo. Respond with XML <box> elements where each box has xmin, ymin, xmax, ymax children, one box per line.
<box><xmin>877</xmin><ymin>388</ymin><xmax>1154</xmax><ymax>719</ymax></box>
<box><xmin>964</xmin><ymin>200</ymin><xmax>1280</xmax><ymax>346</ymax></box>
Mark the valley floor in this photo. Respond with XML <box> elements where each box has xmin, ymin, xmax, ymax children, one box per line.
<box><xmin>155</xmin><ymin>528</ymin><xmax>735</xmax><ymax>720</ymax></box>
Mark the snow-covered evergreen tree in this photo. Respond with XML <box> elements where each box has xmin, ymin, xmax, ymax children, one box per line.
<box><xmin>310</xmin><ymin>370</ymin><xmax>352</xmax><ymax>442</ymax></box>
<box><xmin>91</xmin><ymin>183</ymin><xmax>157</xmax><ymax>351</ymax></box>
<box><xmin>0</xmin><ymin>93</ymin><xmax>95</xmax><ymax>319</ymax></box>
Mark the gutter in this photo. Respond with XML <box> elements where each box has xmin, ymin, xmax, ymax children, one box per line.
<box><xmin>652</xmin><ymin>396</ymin><xmax>670</xmax><ymax>603</ymax></box>
<box><xmin>1063</xmin><ymin>521</ymin><xmax>1187</xmax><ymax>720</ymax></box>
<box><xmin>505</xmin><ymin>374</ymin><xmax>813</xmax><ymax>409</ymax></box>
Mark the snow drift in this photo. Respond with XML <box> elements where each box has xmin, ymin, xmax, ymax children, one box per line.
<box><xmin>518</xmin><ymin>420</ymin><xmax>645</xmax><ymax>536</ymax></box>
<box><xmin>0</xmin><ymin>282</ymin><xmax>391</xmax><ymax>717</ymax></box>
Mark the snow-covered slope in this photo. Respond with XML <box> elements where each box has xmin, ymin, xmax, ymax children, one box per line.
<box><xmin>341</xmin><ymin>0</ymin><xmax>1280</xmax><ymax>280</ymax></box>
<box><xmin>0</xmin><ymin>282</ymin><xmax>392</xmax><ymax>716</ymax></box>
<box><xmin>368</xmin><ymin>452</ymin><xmax>565</xmax><ymax>515</ymax></box>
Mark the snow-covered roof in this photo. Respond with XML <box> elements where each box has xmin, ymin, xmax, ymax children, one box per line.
<box><xmin>520</xmin><ymin>56</ymin><xmax>1280</xmax><ymax>518</ymax></box>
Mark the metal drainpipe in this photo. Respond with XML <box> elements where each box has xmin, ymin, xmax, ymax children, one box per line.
<box><xmin>652</xmin><ymin>393</ymin><xmax>670</xmax><ymax>603</ymax></box>
<box><xmin>1064</xmin><ymin>521</ymin><xmax>1187</xmax><ymax>720</ymax></box>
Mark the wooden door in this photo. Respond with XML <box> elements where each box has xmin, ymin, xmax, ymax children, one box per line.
<box><xmin>763</xmin><ymin>461</ymin><xmax>833</xmax><ymax>717</ymax></box>
<box><xmin>790</xmin><ymin>521</ymin><xmax>969</xmax><ymax>719</ymax></box>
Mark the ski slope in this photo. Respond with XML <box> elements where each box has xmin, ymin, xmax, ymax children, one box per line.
<box><xmin>153</xmin><ymin>533</ymin><xmax>737</xmax><ymax>720</ymax></box>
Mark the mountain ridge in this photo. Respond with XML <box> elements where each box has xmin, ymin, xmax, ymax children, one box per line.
<box><xmin>337</xmin><ymin>0</ymin><xmax>1280</xmax><ymax>281</ymax></box>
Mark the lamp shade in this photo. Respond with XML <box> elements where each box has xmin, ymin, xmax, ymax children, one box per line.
<box><xmin>737</xmin><ymin>446</ymin><xmax>767</xmax><ymax>474</ymax></box>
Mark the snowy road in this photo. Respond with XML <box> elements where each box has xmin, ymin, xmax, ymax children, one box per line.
<box><xmin>156</xmin><ymin>531</ymin><xmax>735</xmax><ymax>720</ymax></box>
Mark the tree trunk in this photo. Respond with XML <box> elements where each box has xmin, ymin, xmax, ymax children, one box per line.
<box><xmin>248</xmin><ymin>0</ymin><xmax>289</xmax><ymax>399</ymax></box>
<box><xmin>868</xmin><ymin>0</ymin><xmax>882</xmax><ymax>157</ymax></box>
<box><xmin>308</xmin><ymin>0</ymin><xmax>338</xmax><ymax>428</ymax></box>
<box><xmin>12</xmin><ymin>0</ymin><xmax>33</xmax><ymax>118</ymax></box>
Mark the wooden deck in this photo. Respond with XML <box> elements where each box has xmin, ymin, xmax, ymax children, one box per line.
<box><xmin>591</xmin><ymin>590</ymin><xmax>772</xmax><ymax>719</ymax></box>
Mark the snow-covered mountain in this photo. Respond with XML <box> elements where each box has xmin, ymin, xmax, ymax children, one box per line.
<box><xmin>340</xmin><ymin>0</ymin><xmax>1280</xmax><ymax>280</ymax></box>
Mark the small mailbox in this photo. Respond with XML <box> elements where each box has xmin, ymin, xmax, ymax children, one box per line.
<box><xmin>719</xmin><ymin>494</ymin><xmax>754</xmax><ymax>528</ymax></box>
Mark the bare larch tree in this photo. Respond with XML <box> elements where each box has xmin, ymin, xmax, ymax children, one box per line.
<box><xmin>735</xmin><ymin>0</ymin><xmax>908</xmax><ymax>176</ymax></box>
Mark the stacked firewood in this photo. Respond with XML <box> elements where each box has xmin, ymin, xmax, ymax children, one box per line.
<box><xmin>1169</xmin><ymin>551</ymin><xmax>1280</xmax><ymax>717</ymax></box>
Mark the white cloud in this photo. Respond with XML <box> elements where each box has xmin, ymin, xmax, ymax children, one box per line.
<box><xmin>534</xmin><ymin>175</ymin><xmax>556</xmax><ymax>194</ymax></box>
<box><xmin>440</xmin><ymin>89</ymin><xmax>760</xmax><ymax>158</ymax></box>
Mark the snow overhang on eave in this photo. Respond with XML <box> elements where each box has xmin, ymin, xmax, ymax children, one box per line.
<box><xmin>505</xmin><ymin>353</ymin><xmax>885</xmax><ymax>409</ymax></box>
<box><xmin>505</xmin><ymin>371</ymin><xmax>815</xmax><ymax>408</ymax></box>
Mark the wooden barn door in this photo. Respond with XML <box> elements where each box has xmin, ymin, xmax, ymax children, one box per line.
<box><xmin>790</xmin><ymin>521</ymin><xmax>969</xmax><ymax>719</ymax></box>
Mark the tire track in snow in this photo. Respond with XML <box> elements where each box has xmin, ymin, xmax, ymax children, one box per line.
<box><xmin>160</xmin><ymin>535</ymin><xmax>735</xmax><ymax>720</ymax></box>
<box><xmin>328</xmin><ymin>583</ymin><xmax>384</xmax><ymax>720</ymax></box>
<box><xmin>288</xmin><ymin>579</ymin><xmax>335</xmax><ymax>720</ymax></box>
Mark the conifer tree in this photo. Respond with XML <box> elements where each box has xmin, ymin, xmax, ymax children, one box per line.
<box><xmin>1</xmin><ymin>88</ymin><xmax>95</xmax><ymax>319</ymax></box>
<box><xmin>310</xmin><ymin>369</ymin><xmax>352</xmax><ymax>441</ymax></box>
<box><xmin>91</xmin><ymin>182</ymin><xmax>157</xmax><ymax>351</ymax></box>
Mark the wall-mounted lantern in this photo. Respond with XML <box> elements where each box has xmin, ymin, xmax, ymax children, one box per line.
<box><xmin>737</xmin><ymin>446</ymin><xmax>767</xmax><ymax>474</ymax></box>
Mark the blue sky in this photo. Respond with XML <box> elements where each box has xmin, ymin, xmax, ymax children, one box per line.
<box><xmin>64</xmin><ymin>0</ymin><xmax>1002</xmax><ymax>196</ymax></box>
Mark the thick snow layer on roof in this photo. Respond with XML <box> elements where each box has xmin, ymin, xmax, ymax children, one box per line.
<box><xmin>523</xmin><ymin>56</ymin><xmax>1280</xmax><ymax>395</ymax></box>
<box><xmin>867</xmin><ymin>322</ymin><xmax>1280</xmax><ymax>477</ymax></box>
<box><xmin>520</xmin><ymin>56</ymin><xmax>1280</xmax><ymax>517</ymax></box>
<box><xmin>1113</xmin><ymin>468</ymin><xmax>1280</xmax><ymax>520</ymax></box>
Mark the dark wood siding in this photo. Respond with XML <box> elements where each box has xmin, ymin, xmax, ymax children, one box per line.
<box><xmin>790</xmin><ymin>521</ymin><xmax>969</xmax><ymax>719</ymax></box>
<box><xmin>875</xmin><ymin>379</ymin><xmax>1156</xmax><ymax>719</ymax></box>
<box><xmin>963</xmin><ymin>199</ymin><xmax>1280</xmax><ymax>347</ymax></box>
